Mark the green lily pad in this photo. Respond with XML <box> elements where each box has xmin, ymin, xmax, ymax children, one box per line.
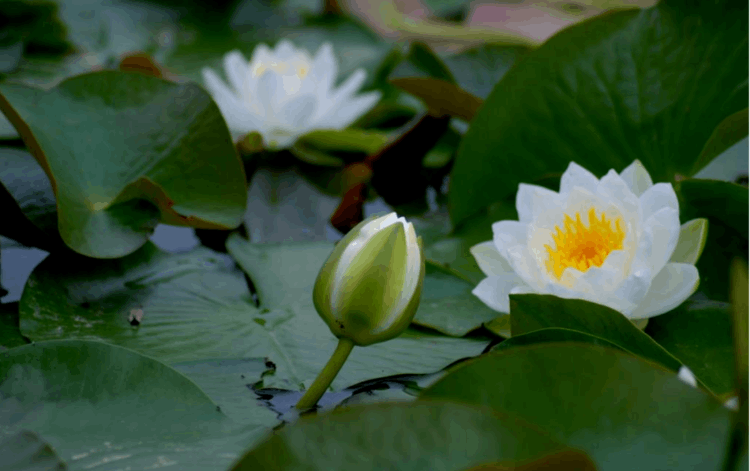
<box><xmin>230</xmin><ymin>402</ymin><xmax>566</xmax><ymax>471</ymax></box>
<box><xmin>0</xmin><ymin>340</ymin><xmax>274</xmax><ymax>471</ymax></box>
<box><xmin>0</xmin><ymin>429</ymin><xmax>67</xmax><ymax>471</ymax></box>
<box><xmin>449</xmin><ymin>0</ymin><xmax>748</xmax><ymax>226</ymax></box>
<box><xmin>0</xmin><ymin>71</ymin><xmax>247</xmax><ymax>258</ymax></box>
<box><xmin>0</xmin><ymin>147</ymin><xmax>60</xmax><ymax>251</ymax></box>
<box><xmin>171</xmin><ymin>358</ymin><xmax>279</xmax><ymax>428</ymax></box>
<box><xmin>442</xmin><ymin>44</ymin><xmax>529</xmax><ymax>100</ymax></box>
<box><xmin>646</xmin><ymin>299</ymin><xmax>735</xmax><ymax>397</ymax></box>
<box><xmin>491</xmin><ymin>327</ymin><xmax>626</xmax><ymax>354</ymax></box>
<box><xmin>414</xmin><ymin>262</ymin><xmax>501</xmax><ymax>337</ymax></box>
<box><xmin>226</xmin><ymin>236</ymin><xmax>490</xmax><ymax>388</ymax></box>
<box><xmin>422</xmin><ymin>343</ymin><xmax>733</xmax><ymax>471</ymax></box>
<box><xmin>0</xmin><ymin>302</ymin><xmax>27</xmax><ymax>351</ymax></box>
<box><xmin>692</xmin><ymin>109</ymin><xmax>749</xmax><ymax>176</ymax></box>
<box><xmin>510</xmin><ymin>294</ymin><xmax>682</xmax><ymax>373</ymax></box>
<box><xmin>19</xmin><ymin>241</ymin><xmax>488</xmax><ymax>391</ymax></box>
<box><xmin>678</xmin><ymin>179</ymin><xmax>749</xmax><ymax>301</ymax></box>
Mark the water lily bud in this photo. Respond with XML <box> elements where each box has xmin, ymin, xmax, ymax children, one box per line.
<box><xmin>313</xmin><ymin>213</ymin><xmax>425</xmax><ymax>346</ymax></box>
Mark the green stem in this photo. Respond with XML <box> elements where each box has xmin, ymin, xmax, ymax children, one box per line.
<box><xmin>296</xmin><ymin>337</ymin><xmax>355</xmax><ymax>411</ymax></box>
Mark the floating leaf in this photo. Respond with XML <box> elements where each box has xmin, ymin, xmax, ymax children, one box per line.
<box><xmin>510</xmin><ymin>294</ymin><xmax>682</xmax><ymax>373</ymax></box>
<box><xmin>422</xmin><ymin>343</ymin><xmax>733</xmax><ymax>471</ymax></box>
<box><xmin>0</xmin><ymin>71</ymin><xmax>247</xmax><ymax>258</ymax></box>
<box><xmin>450</xmin><ymin>0</ymin><xmax>748</xmax><ymax>226</ymax></box>
<box><xmin>0</xmin><ymin>340</ymin><xmax>273</xmax><ymax>471</ymax></box>
<box><xmin>230</xmin><ymin>402</ymin><xmax>565</xmax><ymax>471</ymax></box>
<box><xmin>646</xmin><ymin>300</ymin><xmax>735</xmax><ymax>396</ymax></box>
<box><xmin>19</xmin><ymin>241</ymin><xmax>488</xmax><ymax>391</ymax></box>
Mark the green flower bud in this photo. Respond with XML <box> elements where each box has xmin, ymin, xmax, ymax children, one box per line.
<box><xmin>313</xmin><ymin>212</ymin><xmax>425</xmax><ymax>346</ymax></box>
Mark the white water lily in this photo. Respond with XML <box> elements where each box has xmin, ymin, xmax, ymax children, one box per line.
<box><xmin>202</xmin><ymin>40</ymin><xmax>381</xmax><ymax>149</ymax></box>
<box><xmin>471</xmin><ymin>160</ymin><xmax>706</xmax><ymax>320</ymax></box>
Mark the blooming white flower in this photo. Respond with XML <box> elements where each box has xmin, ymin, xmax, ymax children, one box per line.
<box><xmin>471</xmin><ymin>160</ymin><xmax>706</xmax><ymax>320</ymax></box>
<box><xmin>678</xmin><ymin>366</ymin><xmax>739</xmax><ymax>411</ymax></box>
<box><xmin>202</xmin><ymin>40</ymin><xmax>381</xmax><ymax>149</ymax></box>
<box><xmin>313</xmin><ymin>213</ymin><xmax>425</xmax><ymax>346</ymax></box>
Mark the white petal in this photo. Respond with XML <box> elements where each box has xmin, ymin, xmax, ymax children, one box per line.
<box><xmin>255</xmin><ymin>71</ymin><xmax>281</xmax><ymax>121</ymax></box>
<box><xmin>611</xmin><ymin>263</ymin><xmax>652</xmax><ymax>314</ymax></box>
<box><xmin>629</xmin><ymin>263</ymin><xmax>699</xmax><ymax>319</ymax></box>
<box><xmin>492</xmin><ymin>220</ymin><xmax>528</xmax><ymax>260</ymax></box>
<box><xmin>559</xmin><ymin>161</ymin><xmax>600</xmax><ymax>196</ymax></box>
<box><xmin>515</xmin><ymin>183</ymin><xmax>561</xmax><ymax>224</ymax></box>
<box><xmin>278</xmin><ymin>93</ymin><xmax>317</xmax><ymax>130</ymax></box>
<box><xmin>669</xmin><ymin>218</ymin><xmax>708</xmax><ymax>265</ymax></box>
<box><xmin>639</xmin><ymin>182</ymin><xmax>679</xmax><ymax>222</ymax></box>
<box><xmin>678</xmin><ymin>366</ymin><xmax>698</xmax><ymax>388</ymax></box>
<box><xmin>223</xmin><ymin>50</ymin><xmax>249</xmax><ymax>97</ymax></box>
<box><xmin>639</xmin><ymin>207</ymin><xmax>681</xmax><ymax>276</ymax></box>
<box><xmin>319</xmin><ymin>91</ymin><xmax>381</xmax><ymax>129</ymax></box>
<box><xmin>506</xmin><ymin>245</ymin><xmax>545</xmax><ymax>289</ymax></box>
<box><xmin>619</xmin><ymin>160</ymin><xmax>653</xmax><ymax>197</ymax></box>
<box><xmin>202</xmin><ymin>68</ymin><xmax>264</xmax><ymax>136</ymax></box>
<box><xmin>331</xmin><ymin>69</ymin><xmax>367</xmax><ymax>104</ymax></box>
<box><xmin>472</xmin><ymin>275</ymin><xmax>524</xmax><ymax>313</ymax></box>
<box><xmin>597</xmin><ymin>169</ymin><xmax>638</xmax><ymax>207</ymax></box>
<box><xmin>312</xmin><ymin>42</ymin><xmax>337</xmax><ymax>95</ymax></box>
<box><xmin>470</xmin><ymin>241</ymin><xmax>516</xmax><ymax>277</ymax></box>
<box><xmin>578</xmin><ymin>250</ymin><xmax>630</xmax><ymax>292</ymax></box>
<box><xmin>274</xmin><ymin>39</ymin><xmax>297</xmax><ymax>60</ymax></box>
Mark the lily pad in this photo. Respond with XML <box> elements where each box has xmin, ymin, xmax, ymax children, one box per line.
<box><xmin>491</xmin><ymin>327</ymin><xmax>626</xmax><ymax>354</ymax></box>
<box><xmin>230</xmin><ymin>402</ymin><xmax>566</xmax><ymax>471</ymax></box>
<box><xmin>19</xmin><ymin>241</ymin><xmax>488</xmax><ymax>391</ymax></box>
<box><xmin>0</xmin><ymin>340</ymin><xmax>274</xmax><ymax>471</ymax></box>
<box><xmin>0</xmin><ymin>302</ymin><xmax>26</xmax><ymax>350</ymax></box>
<box><xmin>0</xmin><ymin>71</ymin><xmax>247</xmax><ymax>258</ymax></box>
<box><xmin>449</xmin><ymin>0</ymin><xmax>748</xmax><ymax>226</ymax></box>
<box><xmin>510</xmin><ymin>294</ymin><xmax>682</xmax><ymax>373</ymax></box>
<box><xmin>0</xmin><ymin>147</ymin><xmax>60</xmax><ymax>251</ymax></box>
<box><xmin>226</xmin><ymin>235</ymin><xmax>490</xmax><ymax>388</ymax></box>
<box><xmin>422</xmin><ymin>343</ymin><xmax>733</xmax><ymax>471</ymax></box>
<box><xmin>645</xmin><ymin>299</ymin><xmax>735</xmax><ymax>397</ymax></box>
<box><xmin>414</xmin><ymin>262</ymin><xmax>501</xmax><ymax>337</ymax></box>
<box><xmin>0</xmin><ymin>429</ymin><xmax>67</xmax><ymax>471</ymax></box>
<box><xmin>678</xmin><ymin>179</ymin><xmax>749</xmax><ymax>301</ymax></box>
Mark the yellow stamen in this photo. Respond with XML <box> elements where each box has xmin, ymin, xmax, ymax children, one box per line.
<box><xmin>544</xmin><ymin>208</ymin><xmax>625</xmax><ymax>279</ymax></box>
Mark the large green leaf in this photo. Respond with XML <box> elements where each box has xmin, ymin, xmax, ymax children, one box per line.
<box><xmin>0</xmin><ymin>302</ymin><xmax>27</xmax><ymax>350</ymax></box>
<box><xmin>692</xmin><ymin>109</ymin><xmax>749</xmax><ymax>176</ymax></box>
<box><xmin>0</xmin><ymin>71</ymin><xmax>247</xmax><ymax>258</ymax></box>
<box><xmin>225</xmin><ymin>236</ymin><xmax>490</xmax><ymax>388</ymax></box>
<box><xmin>230</xmin><ymin>402</ymin><xmax>565</xmax><ymax>470</ymax></box>
<box><xmin>19</xmin><ymin>241</ymin><xmax>488</xmax><ymax>391</ymax></box>
<box><xmin>491</xmin><ymin>327</ymin><xmax>626</xmax><ymax>354</ymax></box>
<box><xmin>449</xmin><ymin>0</ymin><xmax>748</xmax><ymax>226</ymax></box>
<box><xmin>0</xmin><ymin>340</ymin><xmax>274</xmax><ymax>471</ymax></box>
<box><xmin>442</xmin><ymin>44</ymin><xmax>529</xmax><ymax>100</ymax></box>
<box><xmin>172</xmin><ymin>358</ymin><xmax>279</xmax><ymax>427</ymax></box>
<box><xmin>422</xmin><ymin>343</ymin><xmax>733</xmax><ymax>471</ymax></box>
<box><xmin>0</xmin><ymin>147</ymin><xmax>61</xmax><ymax>251</ymax></box>
<box><xmin>678</xmin><ymin>179</ymin><xmax>749</xmax><ymax>301</ymax></box>
<box><xmin>414</xmin><ymin>262</ymin><xmax>500</xmax><ymax>337</ymax></box>
<box><xmin>646</xmin><ymin>299</ymin><xmax>736</xmax><ymax>397</ymax></box>
<box><xmin>0</xmin><ymin>429</ymin><xmax>67</xmax><ymax>471</ymax></box>
<box><xmin>510</xmin><ymin>294</ymin><xmax>682</xmax><ymax>373</ymax></box>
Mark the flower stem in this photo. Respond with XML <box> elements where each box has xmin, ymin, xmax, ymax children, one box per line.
<box><xmin>296</xmin><ymin>337</ymin><xmax>355</xmax><ymax>411</ymax></box>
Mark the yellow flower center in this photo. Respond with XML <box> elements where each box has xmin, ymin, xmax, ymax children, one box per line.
<box><xmin>250</xmin><ymin>58</ymin><xmax>310</xmax><ymax>96</ymax></box>
<box><xmin>544</xmin><ymin>208</ymin><xmax>625</xmax><ymax>279</ymax></box>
